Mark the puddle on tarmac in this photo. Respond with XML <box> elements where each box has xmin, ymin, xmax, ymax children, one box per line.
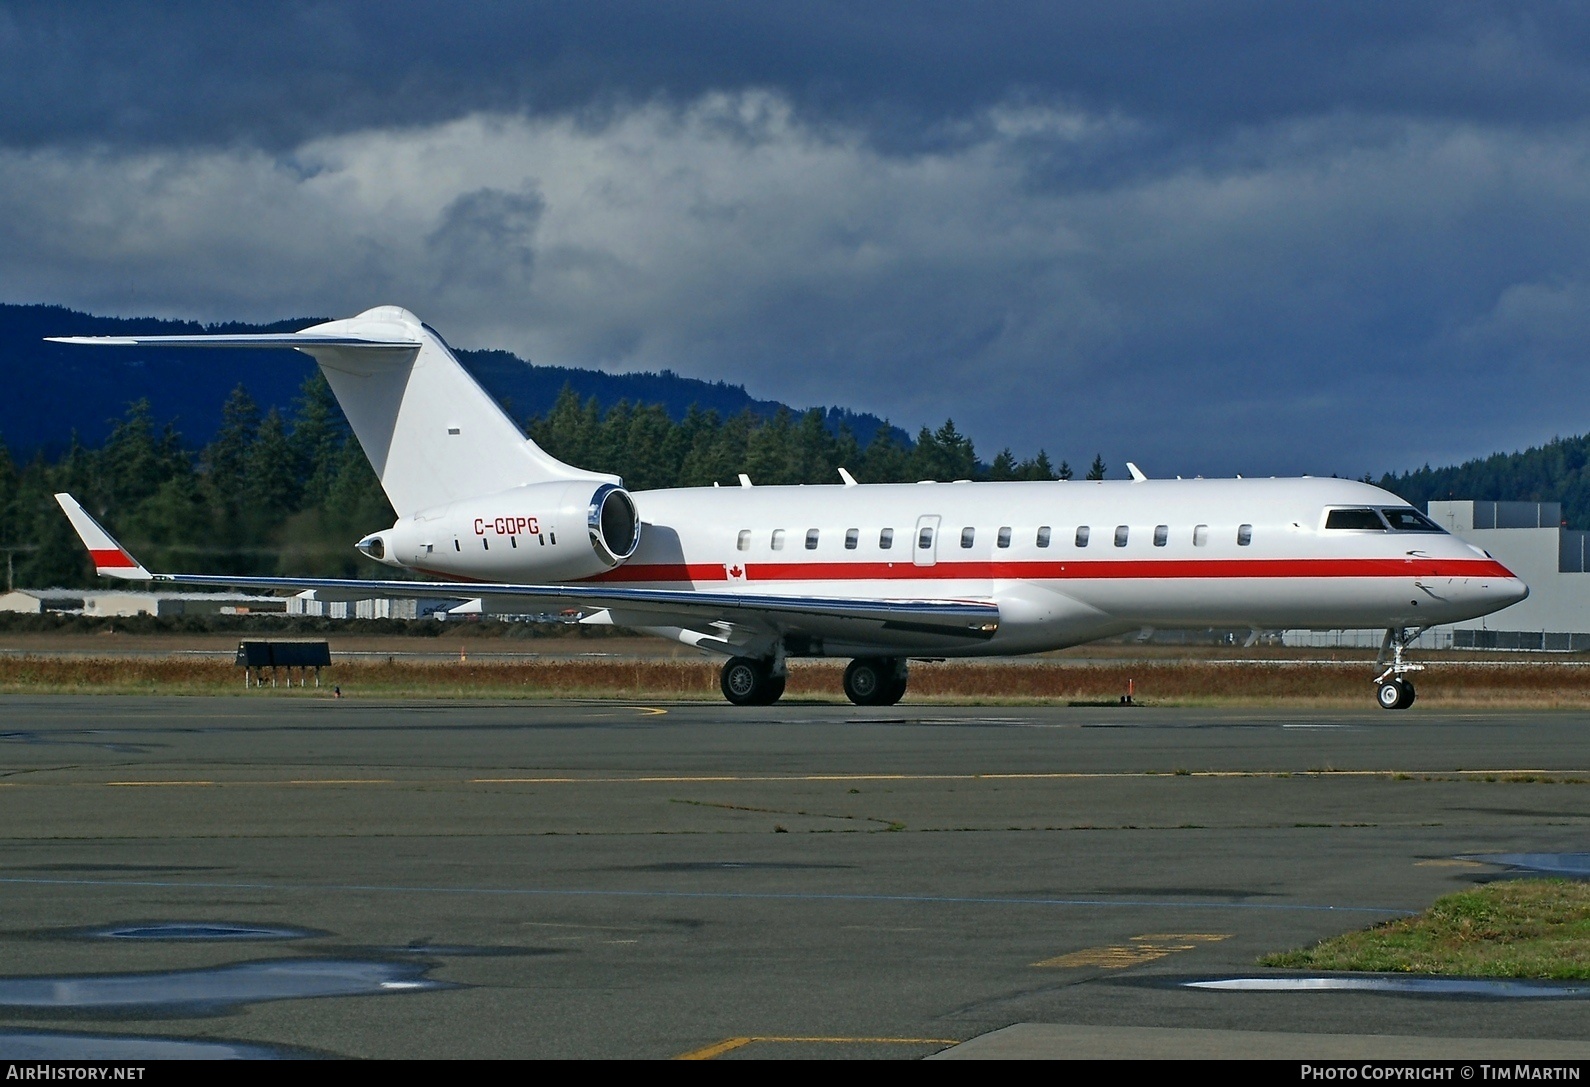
<box><xmin>1185</xmin><ymin>976</ymin><xmax>1590</xmax><ymax>998</ymax></box>
<box><xmin>0</xmin><ymin>1029</ymin><xmax>307</xmax><ymax>1059</ymax></box>
<box><xmin>1466</xmin><ymin>853</ymin><xmax>1590</xmax><ymax>877</ymax></box>
<box><xmin>0</xmin><ymin>959</ymin><xmax>449</xmax><ymax>1011</ymax></box>
<box><xmin>91</xmin><ymin>922</ymin><xmax>312</xmax><ymax>941</ymax></box>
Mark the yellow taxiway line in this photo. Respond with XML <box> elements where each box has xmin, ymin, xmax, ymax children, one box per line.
<box><xmin>674</xmin><ymin>1035</ymin><xmax>958</xmax><ymax>1060</ymax></box>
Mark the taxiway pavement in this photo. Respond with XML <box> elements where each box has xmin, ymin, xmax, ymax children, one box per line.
<box><xmin>0</xmin><ymin>696</ymin><xmax>1587</xmax><ymax>1059</ymax></box>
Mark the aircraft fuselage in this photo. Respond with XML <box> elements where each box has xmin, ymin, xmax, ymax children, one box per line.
<box><xmin>381</xmin><ymin>475</ymin><xmax>1525</xmax><ymax>657</ymax></box>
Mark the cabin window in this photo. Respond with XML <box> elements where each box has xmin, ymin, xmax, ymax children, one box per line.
<box><xmin>1114</xmin><ymin>525</ymin><xmax>1129</xmax><ymax>547</ymax></box>
<box><xmin>1036</xmin><ymin>526</ymin><xmax>1051</xmax><ymax>548</ymax></box>
<box><xmin>997</xmin><ymin>527</ymin><xmax>1012</xmax><ymax>548</ymax></box>
<box><xmin>771</xmin><ymin>529</ymin><xmax>786</xmax><ymax>551</ymax></box>
<box><xmin>805</xmin><ymin>529</ymin><xmax>820</xmax><ymax>550</ymax></box>
<box><xmin>1193</xmin><ymin>524</ymin><xmax>1209</xmax><ymax>546</ymax></box>
<box><xmin>1153</xmin><ymin>525</ymin><xmax>1168</xmax><ymax>547</ymax></box>
<box><xmin>960</xmin><ymin>527</ymin><xmax>975</xmax><ymax>548</ymax></box>
<box><xmin>1325</xmin><ymin>508</ymin><xmax>1386</xmax><ymax>531</ymax></box>
<box><xmin>845</xmin><ymin>528</ymin><xmax>859</xmax><ymax>550</ymax></box>
<box><xmin>1381</xmin><ymin>508</ymin><xmax>1445</xmax><ymax>533</ymax></box>
<box><xmin>1075</xmin><ymin>526</ymin><xmax>1090</xmax><ymax>547</ymax></box>
<box><xmin>918</xmin><ymin>527</ymin><xmax>934</xmax><ymax>550</ymax></box>
<box><xmin>1237</xmin><ymin>524</ymin><xmax>1253</xmax><ymax>546</ymax></box>
<box><xmin>737</xmin><ymin>530</ymin><xmax>750</xmax><ymax>551</ymax></box>
<box><xmin>879</xmin><ymin>528</ymin><xmax>894</xmax><ymax>550</ymax></box>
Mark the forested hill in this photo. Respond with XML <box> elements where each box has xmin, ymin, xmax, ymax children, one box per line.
<box><xmin>1379</xmin><ymin>435</ymin><xmax>1590</xmax><ymax>530</ymax></box>
<box><xmin>0</xmin><ymin>304</ymin><xmax>904</xmax><ymax>454</ymax></box>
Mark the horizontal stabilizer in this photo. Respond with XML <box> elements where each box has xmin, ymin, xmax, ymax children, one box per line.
<box><xmin>49</xmin><ymin>306</ymin><xmax>613</xmax><ymax>515</ymax></box>
<box><xmin>53</xmin><ymin>493</ymin><xmax>151</xmax><ymax>579</ymax></box>
<box><xmin>46</xmin><ymin>333</ymin><xmax>419</xmax><ymax>349</ymax></box>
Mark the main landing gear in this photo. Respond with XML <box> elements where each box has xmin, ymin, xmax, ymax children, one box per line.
<box><xmin>1374</xmin><ymin>627</ymin><xmax>1426</xmax><ymax>710</ymax></box>
<box><xmin>719</xmin><ymin>656</ymin><xmax>786</xmax><ymax>706</ymax></box>
<box><xmin>717</xmin><ymin>655</ymin><xmax>911</xmax><ymax>706</ymax></box>
<box><xmin>842</xmin><ymin>657</ymin><xmax>908</xmax><ymax>707</ymax></box>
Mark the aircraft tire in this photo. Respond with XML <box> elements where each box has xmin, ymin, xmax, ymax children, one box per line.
<box><xmin>1377</xmin><ymin>678</ymin><xmax>1414</xmax><ymax>710</ymax></box>
<box><xmin>878</xmin><ymin>667</ymin><xmax>908</xmax><ymax>706</ymax></box>
<box><xmin>721</xmin><ymin>656</ymin><xmax>780</xmax><ymax>706</ymax></box>
<box><xmin>844</xmin><ymin>657</ymin><xmax>900</xmax><ymax>706</ymax></box>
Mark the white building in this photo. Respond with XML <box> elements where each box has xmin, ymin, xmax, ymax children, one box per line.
<box><xmin>1426</xmin><ymin>500</ymin><xmax>1590</xmax><ymax>650</ymax></box>
<box><xmin>289</xmin><ymin>590</ymin><xmax>462</xmax><ymax>620</ymax></box>
<box><xmin>0</xmin><ymin>589</ymin><xmax>283</xmax><ymax>617</ymax></box>
<box><xmin>0</xmin><ymin>589</ymin><xmax>85</xmax><ymax>614</ymax></box>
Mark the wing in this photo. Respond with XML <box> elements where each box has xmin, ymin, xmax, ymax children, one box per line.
<box><xmin>54</xmin><ymin>494</ymin><xmax>1000</xmax><ymax>649</ymax></box>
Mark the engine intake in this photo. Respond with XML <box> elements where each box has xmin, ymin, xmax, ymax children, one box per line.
<box><xmin>588</xmin><ymin>483</ymin><xmax>640</xmax><ymax>567</ymax></box>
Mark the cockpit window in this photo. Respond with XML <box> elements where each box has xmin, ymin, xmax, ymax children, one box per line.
<box><xmin>1324</xmin><ymin>508</ymin><xmax>1387</xmax><ymax>531</ymax></box>
<box><xmin>1381</xmin><ymin>507</ymin><xmax>1445</xmax><ymax>533</ymax></box>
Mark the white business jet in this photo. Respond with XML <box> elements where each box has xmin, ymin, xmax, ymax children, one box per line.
<box><xmin>51</xmin><ymin>306</ymin><xmax>1527</xmax><ymax>709</ymax></box>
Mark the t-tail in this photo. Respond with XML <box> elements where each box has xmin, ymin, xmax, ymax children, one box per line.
<box><xmin>48</xmin><ymin>306</ymin><xmax>615</xmax><ymax>516</ymax></box>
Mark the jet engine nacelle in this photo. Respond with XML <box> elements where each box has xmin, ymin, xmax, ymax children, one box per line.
<box><xmin>357</xmin><ymin>481</ymin><xmax>641</xmax><ymax>582</ymax></box>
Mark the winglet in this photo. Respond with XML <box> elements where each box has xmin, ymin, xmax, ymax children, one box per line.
<box><xmin>53</xmin><ymin>494</ymin><xmax>152</xmax><ymax>579</ymax></box>
<box><xmin>1126</xmin><ymin>462</ymin><xmax>1148</xmax><ymax>482</ymax></box>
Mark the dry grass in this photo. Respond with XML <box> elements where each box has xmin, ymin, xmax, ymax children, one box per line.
<box><xmin>3</xmin><ymin>654</ymin><xmax>1590</xmax><ymax>705</ymax></box>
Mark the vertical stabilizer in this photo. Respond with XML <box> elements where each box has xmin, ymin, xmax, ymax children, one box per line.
<box><xmin>294</xmin><ymin>308</ymin><xmax>615</xmax><ymax>516</ymax></box>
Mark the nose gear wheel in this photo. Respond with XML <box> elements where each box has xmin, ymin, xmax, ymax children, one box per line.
<box><xmin>1373</xmin><ymin>627</ymin><xmax>1425</xmax><ymax>711</ymax></box>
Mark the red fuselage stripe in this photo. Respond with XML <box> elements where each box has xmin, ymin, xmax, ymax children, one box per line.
<box><xmin>587</xmin><ymin>557</ymin><xmax>1516</xmax><ymax>583</ymax></box>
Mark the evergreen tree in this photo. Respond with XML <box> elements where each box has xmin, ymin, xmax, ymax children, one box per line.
<box><xmin>1086</xmin><ymin>455</ymin><xmax>1107</xmax><ymax>481</ymax></box>
<box><xmin>831</xmin><ymin>423</ymin><xmax>861</xmax><ymax>484</ymax></box>
<box><xmin>97</xmin><ymin>400</ymin><xmax>187</xmax><ymax>511</ymax></box>
<box><xmin>0</xmin><ymin>435</ymin><xmax>18</xmax><ymax>554</ymax></box>
<box><xmin>912</xmin><ymin>419</ymin><xmax>978</xmax><ymax>481</ymax></box>
<box><xmin>1020</xmin><ymin>450</ymin><xmax>1059</xmax><ymax>481</ymax></box>
<box><xmin>791</xmin><ymin>409</ymin><xmax>838</xmax><ymax>484</ymax></box>
<box><xmin>202</xmin><ymin>385</ymin><xmax>260</xmax><ymax>529</ymax></box>
<box><xmin>288</xmin><ymin>373</ymin><xmax>347</xmax><ymax>508</ymax></box>
<box><xmin>243</xmin><ymin>408</ymin><xmax>298</xmax><ymax>527</ymax></box>
<box><xmin>746</xmin><ymin>408</ymin><xmax>797</xmax><ymax>485</ymax></box>
<box><xmin>858</xmin><ymin>424</ymin><xmax>911</xmax><ymax>483</ymax></box>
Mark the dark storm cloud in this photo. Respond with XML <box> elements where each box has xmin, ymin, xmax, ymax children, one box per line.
<box><xmin>6</xmin><ymin>2</ymin><xmax>1590</xmax><ymax>153</ymax></box>
<box><xmin>5</xmin><ymin>2</ymin><xmax>1590</xmax><ymax>479</ymax></box>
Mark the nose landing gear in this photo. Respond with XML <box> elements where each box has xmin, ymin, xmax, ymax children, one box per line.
<box><xmin>1374</xmin><ymin>627</ymin><xmax>1425</xmax><ymax>710</ymax></box>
